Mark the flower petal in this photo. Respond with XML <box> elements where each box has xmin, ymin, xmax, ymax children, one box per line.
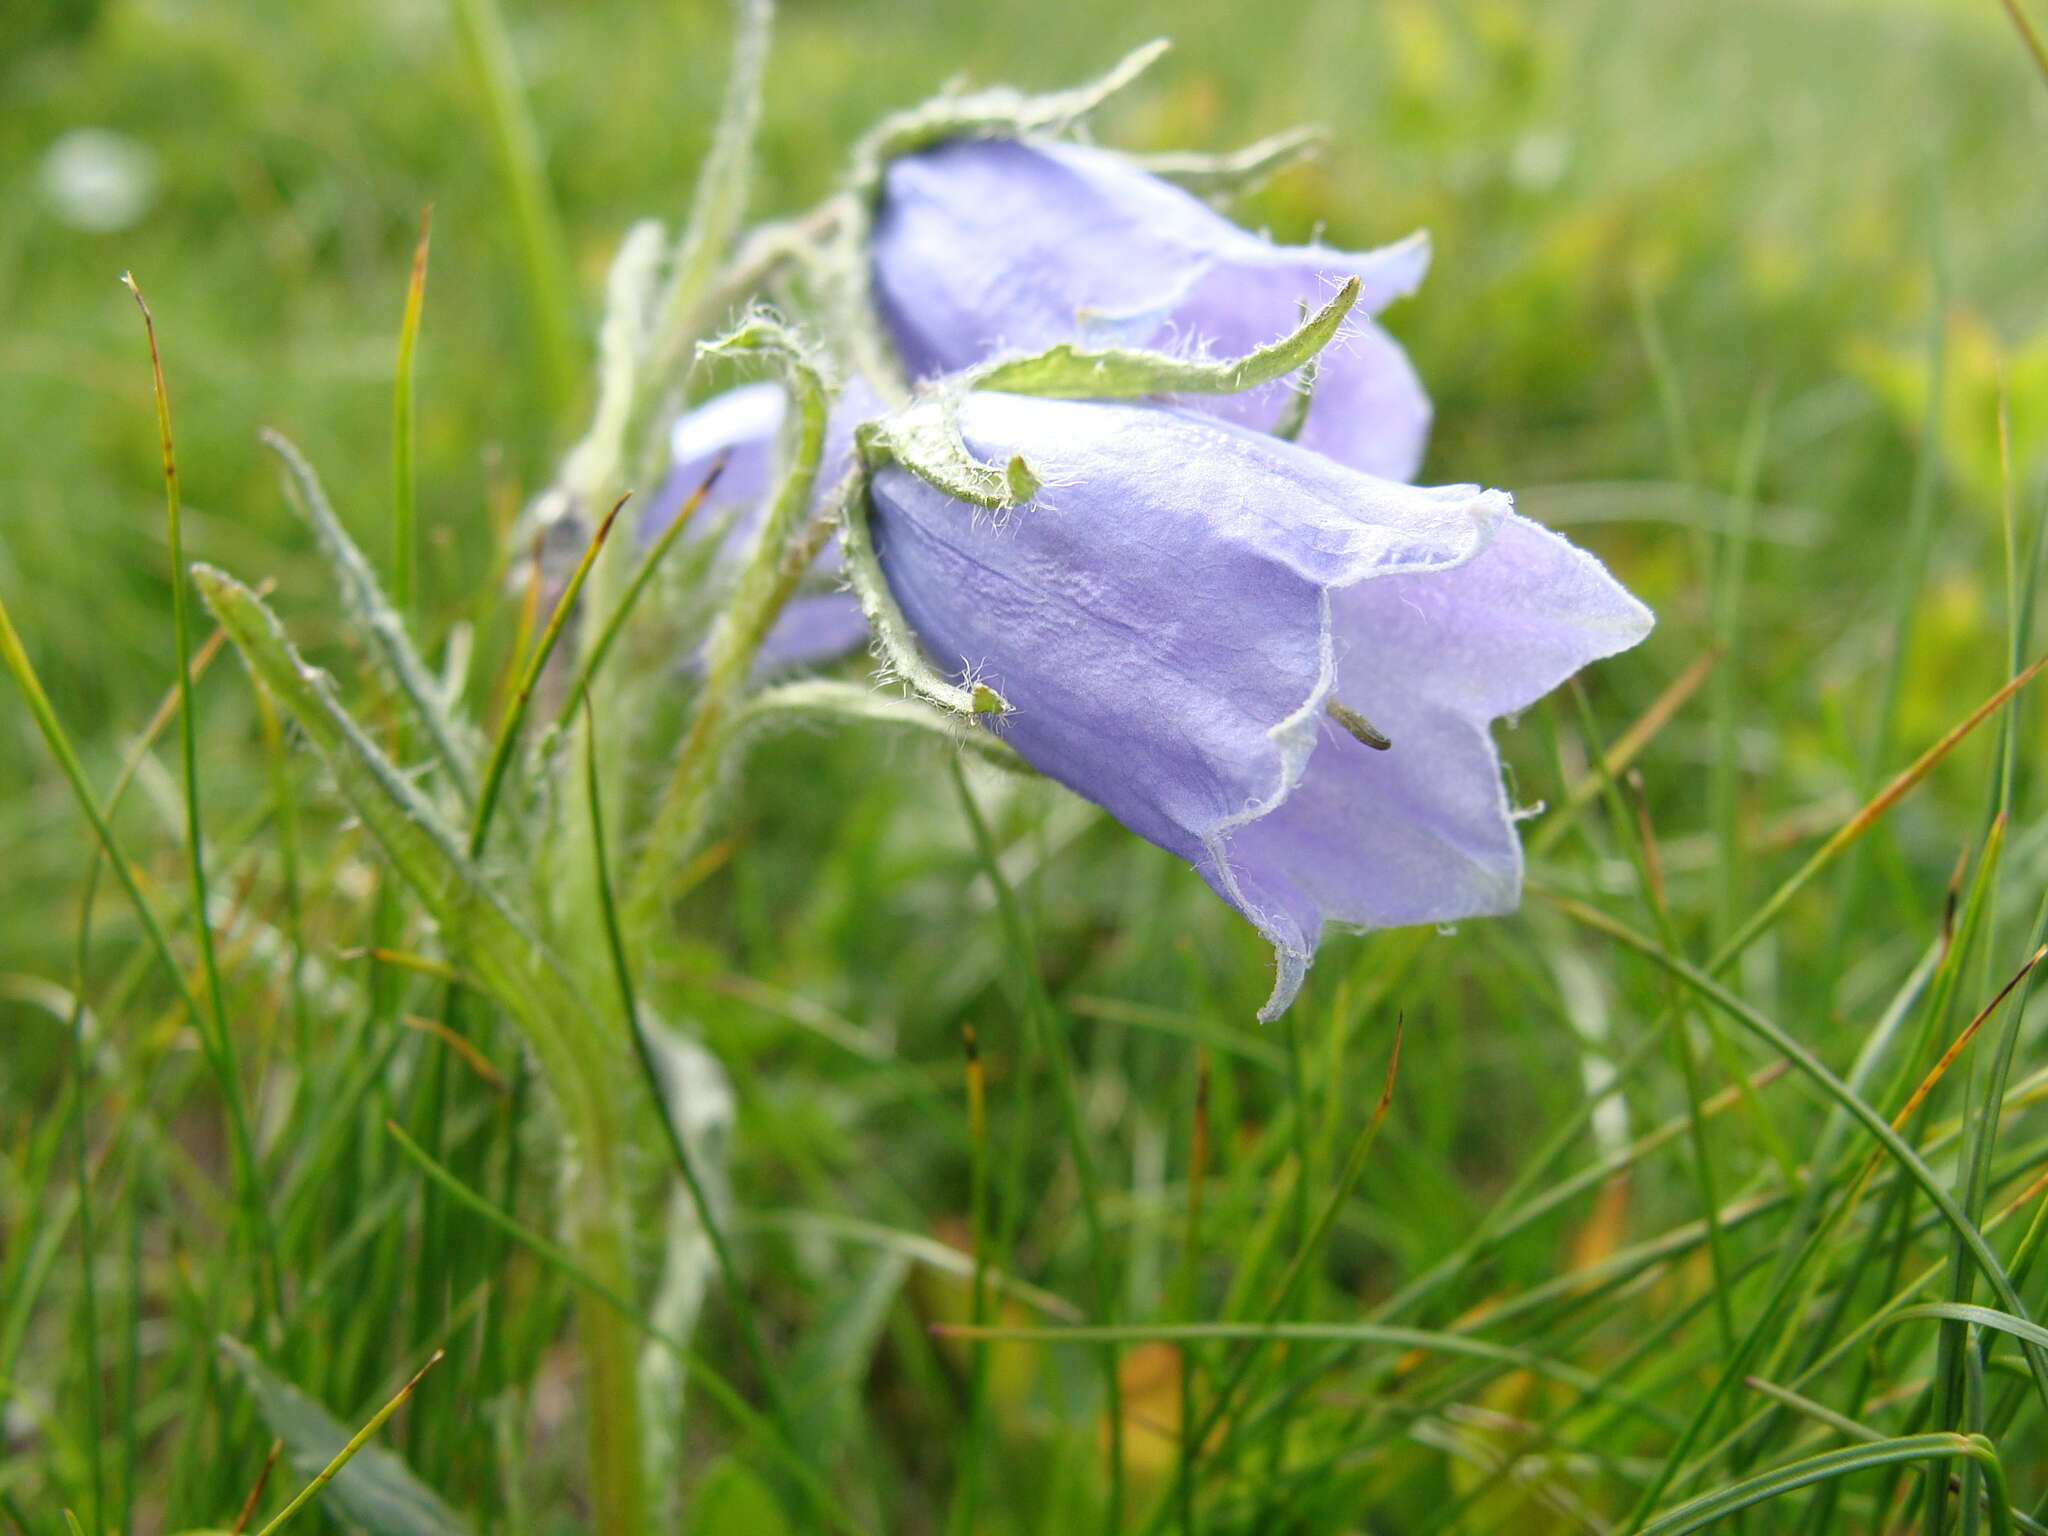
<box><xmin>1156</xmin><ymin>242</ymin><xmax>1434</xmax><ymax>480</ymax></box>
<box><xmin>1217</xmin><ymin>515</ymin><xmax>1654</xmax><ymax>1017</ymax></box>
<box><xmin>870</xmin><ymin>393</ymin><xmax>1651</xmax><ymax>1017</ymax></box>
<box><xmin>642</xmin><ymin>380</ymin><xmax>786</xmax><ymax>550</ymax></box>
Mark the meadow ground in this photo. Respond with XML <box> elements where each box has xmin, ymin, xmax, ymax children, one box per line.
<box><xmin>6</xmin><ymin>0</ymin><xmax>2048</xmax><ymax>1530</ymax></box>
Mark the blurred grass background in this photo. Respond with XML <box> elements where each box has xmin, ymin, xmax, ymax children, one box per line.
<box><xmin>8</xmin><ymin>0</ymin><xmax>2048</xmax><ymax>1530</ymax></box>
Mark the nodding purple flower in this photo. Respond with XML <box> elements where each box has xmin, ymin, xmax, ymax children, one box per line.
<box><xmin>646</xmin><ymin>381</ymin><xmax>871</xmax><ymax>668</ymax></box>
<box><xmin>870</xmin><ymin>137</ymin><xmax>1434</xmax><ymax>482</ymax></box>
<box><xmin>867</xmin><ymin>394</ymin><xmax>1652</xmax><ymax>1019</ymax></box>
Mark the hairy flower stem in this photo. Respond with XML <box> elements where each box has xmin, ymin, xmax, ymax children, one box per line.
<box><xmin>570</xmin><ymin>1164</ymin><xmax>646</xmax><ymax>1535</ymax></box>
<box><xmin>191</xmin><ymin>568</ymin><xmax>650</xmax><ymax>1535</ymax></box>
<box><xmin>626</xmin><ymin>359</ymin><xmax>831</xmax><ymax>931</ymax></box>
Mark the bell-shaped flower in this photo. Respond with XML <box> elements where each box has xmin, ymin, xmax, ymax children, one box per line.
<box><xmin>861</xmin><ymin>393</ymin><xmax>1652</xmax><ymax>1019</ymax></box>
<box><xmin>642</xmin><ymin>380</ymin><xmax>872</xmax><ymax>668</ymax></box>
<box><xmin>869</xmin><ymin>136</ymin><xmax>1434</xmax><ymax>481</ymax></box>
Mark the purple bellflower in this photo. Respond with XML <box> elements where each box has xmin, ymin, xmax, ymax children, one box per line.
<box><xmin>865</xmin><ymin>393</ymin><xmax>1652</xmax><ymax>1019</ymax></box>
<box><xmin>644</xmin><ymin>380</ymin><xmax>872</xmax><ymax>668</ymax></box>
<box><xmin>870</xmin><ymin>137</ymin><xmax>1434</xmax><ymax>482</ymax></box>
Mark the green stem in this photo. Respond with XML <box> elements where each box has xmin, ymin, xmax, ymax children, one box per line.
<box><xmin>626</xmin><ymin>351</ymin><xmax>831</xmax><ymax>927</ymax></box>
<box><xmin>583</xmin><ymin>708</ymin><xmax>796</xmax><ymax>1448</ymax></box>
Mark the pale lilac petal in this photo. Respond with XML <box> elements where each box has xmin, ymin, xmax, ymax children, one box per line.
<box><xmin>1161</xmin><ymin>249</ymin><xmax>1433</xmax><ymax>481</ymax></box>
<box><xmin>640</xmin><ymin>380</ymin><xmax>785</xmax><ymax>549</ymax></box>
<box><xmin>868</xmin><ymin>394</ymin><xmax>1652</xmax><ymax>1017</ymax></box>
<box><xmin>1217</xmin><ymin>516</ymin><xmax>1658</xmax><ymax>1015</ymax></box>
<box><xmin>871</xmin><ymin>137</ymin><xmax>1434</xmax><ymax>478</ymax></box>
<box><xmin>753</xmin><ymin>593</ymin><xmax>875</xmax><ymax>674</ymax></box>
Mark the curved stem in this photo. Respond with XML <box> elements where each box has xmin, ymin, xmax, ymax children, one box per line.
<box><xmin>626</xmin><ymin>347</ymin><xmax>829</xmax><ymax>928</ymax></box>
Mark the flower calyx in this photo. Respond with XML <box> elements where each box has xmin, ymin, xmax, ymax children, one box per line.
<box><xmin>856</xmin><ymin>389</ymin><xmax>1041</xmax><ymax>514</ymax></box>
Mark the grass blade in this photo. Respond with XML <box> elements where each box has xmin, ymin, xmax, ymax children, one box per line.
<box><xmin>542</xmin><ymin>456</ymin><xmax>727</xmax><ymax>752</ymax></box>
<box><xmin>1890</xmin><ymin>1303</ymin><xmax>2048</xmax><ymax>1356</ymax></box>
<box><xmin>1710</xmin><ymin>651</ymin><xmax>2048</xmax><ymax>975</ymax></box>
<box><xmin>2001</xmin><ymin>0</ymin><xmax>2048</xmax><ymax>89</ymax></box>
<box><xmin>445</xmin><ymin>0</ymin><xmax>577</xmax><ymax>416</ymax></box>
<box><xmin>232</xmin><ymin>1342</ymin><xmax>449</xmax><ymax>1536</ymax></box>
<box><xmin>1554</xmin><ymin>897</ymin><xmax>2048</xmax><ymax>1402</ymax></box>
<box><xmin>119</xmin><ymin>274</ymin><xmax>283</xmax><ymax>1328</ymax></box>
<box><xmin>1636</xmin><ymin>1434</ymin><xmax>2010</xmax><ymax>1536</ymax></box>
<box><xmin>392</xmin><ymin>206</ymin><xmax>432</xmax><ymax>620</ymax></box>
<box><xmin>469</xmin><ymin>492</ymin><xmax>624</xmax><ymax>857</ymax></box>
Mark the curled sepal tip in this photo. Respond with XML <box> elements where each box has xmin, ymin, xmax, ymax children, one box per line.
<box><xmin>1269</xmin><ymin>299</ymin><xmax>1320</xmax><ymax>441</ymax></box>
<box><xmin>1127</xmin><ymin>124</ymin><xmax>1328</xmax><ymax>202</ymax></box>
<box><xmin>734</xmin><ymin>678</ymin><xmax>1030</xmax><ymax>774</ymax></box>
<box><xmin>857</xmin><ymin>398</ymin><xmax>1040</xmax><ymax>513</ymax></box>
<box><xmin>849</xmin><ymin>38</ymin><xmax>1171</xmax><ymax>196</ymax></box>
<box><xmin>695</xmin><ymin>306</ymin><xmax>835</xmax><ymax>387</ymax></box>
<box><xmin>970</xmin><ymin>275</ymin><xmax>1360</xmax><ymax>402</ymax></box>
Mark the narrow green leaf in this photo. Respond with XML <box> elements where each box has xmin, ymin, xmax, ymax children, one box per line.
<box><xmin>1890</xmin><ymin>1302</ymin><xmax>2048</xmax><ymax>1355</ymax></box>
<box><xmin>262</xmin><ymin>430</ymin><xmax>477</xmax><ymax>799</ymax></box>
<box><xmin>190</xmin><ymin>565</ymin><xmax>612</xmax><ymax>1130</ymax></box>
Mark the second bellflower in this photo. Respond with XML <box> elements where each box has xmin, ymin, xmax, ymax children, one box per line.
<box><xmin>865</xmin><ymin>393</ymin><xmax>1652</xmax><ymax>1018</ymax></box>
<box><xmin>870</xmin><ymin>136</ymin><xmax>1435</xmax><ymax>481</ymax></box>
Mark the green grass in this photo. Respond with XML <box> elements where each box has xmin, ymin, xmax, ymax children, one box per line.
<box><xmin>6</xmin><ymin>0</ymin><xmax>2048</xmax><ymax>1531</ymax></box>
